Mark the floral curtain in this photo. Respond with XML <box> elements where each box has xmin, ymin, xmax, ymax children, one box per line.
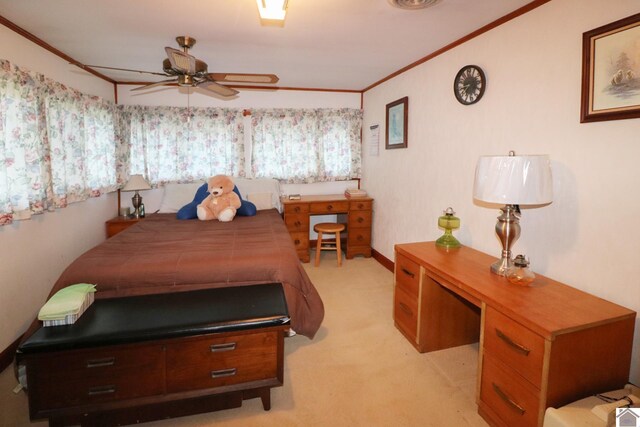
<box><xmin>251</xmin><ymin>108</ymin><xmax>362</xmax><ymax>183</ymax></box>
<box><xmin>117</xmin><ymin>105</ymin><xmax>245</xmax><ymax>186</ymax></box>
<box><xmin>0</xmin><ymin>59</ymin><xmax>116</xmax><ymax>225</ymax></box>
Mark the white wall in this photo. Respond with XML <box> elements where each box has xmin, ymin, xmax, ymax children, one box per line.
<box><xmin>362</xmin><ymin>0</ymin><xmax>640</xmax><ymax>383</ymax></box>
<box><xmin>0</xmin><ymin>24</ymin><xmax>117</xmax><ymax>352</ymax></box>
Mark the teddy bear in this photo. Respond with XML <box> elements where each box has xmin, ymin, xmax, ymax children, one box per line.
<box><xmin>196</xmin><ymin>175</ymin><xmax>241</xmax><ymax>222</ymax></box>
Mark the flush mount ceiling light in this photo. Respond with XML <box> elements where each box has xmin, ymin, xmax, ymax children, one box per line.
<box><xmin>388</xmin><ymin>0</ymin><xmax>441</xmax><ymax>10</ymax></box>
<box><xmin>256</xmin><ymin>0</ymin><xmax>288</xmax><ymax>25</ymax></box>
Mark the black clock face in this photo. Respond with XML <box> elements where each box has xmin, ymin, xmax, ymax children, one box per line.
<box><xmin>454</xmin><ymin>65</ymin><xmax>486</xmax><ymax>105</ymax></box>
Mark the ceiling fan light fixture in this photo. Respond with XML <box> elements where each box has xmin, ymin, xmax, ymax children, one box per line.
<box><xmin>256</xmin><ymin>0</ymin><xmax>288</xmax><ymax>23</ymax></box>
<box><xmin>388</xmin><ymin>0</ymin><xmax>441</xmax><ymax>10</ymax></box>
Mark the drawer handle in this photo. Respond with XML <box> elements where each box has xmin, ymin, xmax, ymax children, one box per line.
<box><xmin>357</xmin><ymin>203</ymin><xmax>364</xmax><ymax>209</ymax></box>
<box><xmin>294</xmin><ymin>221</ymin><xmax>301</xmax><ymax>227</ymax></box>
<box><xmin>210</xmin><ymin>342</ymin><xmax>237</xmax><ymax>352</ymax></box>
<box><xmin>495</xmin><ymin>329</ymin><xmax>531</xmax><ymax>356</ymax></box>
<box><xmin>492</xmin><ymin>383</ymin><xmax>525</xmax><ymax>415</ymax></box>
<box><xmin>357</xmin><ymin>217</ymin><xmax>364</xmax><ymax>223</ymax></box>
<box><xmin>294</xmin><ymin>239</ymin><xmax>300</xmax><ymax>245</ymax></box>
<box><xmin>86</xmin><ymin>357</ymin><xmax>115</xmax><ymax>368</ymax></box>
<box><xmin>357</xmin><ymin>235</ymin><xmax>363</xmax><ymax>241</ymax></box>
<box><xmin>401</xmin><ymin>268</ymin><xmax>415</xmax><ymax>279</ymax></box>
<box><xmin>327</xmin><ymin>205</ymin><xmax>333</xmax><ymax>211</ymax></box>
<box><xmin>88</xmin><ymin>385</ymin><xmax>116</xmax><ymax>396</ymax></box>
<box><xmin>398</xmin><ymin>302</ymin><xmax>413</xmax><ymax>316</ymax></box>
<box><xmin>211</xmin><ymin>368</ymin><xmax>237</xmax><ymax>378</ymax></box>
<box><xmin>294</xmin><ymin>207</ymin><xmax>301</xmax><ymax>212</ymax></box>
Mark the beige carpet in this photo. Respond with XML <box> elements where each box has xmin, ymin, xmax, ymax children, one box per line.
<box><xmin>0</xmin><ymin>253</ymin><xmax>488</xmax><ymax>427</ymax></box>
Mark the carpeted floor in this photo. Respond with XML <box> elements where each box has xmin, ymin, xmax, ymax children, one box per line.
<box><xmin>0</xmin><ymin>253</ymin><xmax>488</xmax><ymax>427</ymax></box>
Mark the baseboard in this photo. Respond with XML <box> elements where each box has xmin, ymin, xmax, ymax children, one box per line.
<box><xmin>372</xmin><ymin>249</ymin><xmax>394</xmax><ymax>272</ymax></box>
<box><xmin>0</xmin><ymin>334</ymin><xmax>22</xmax><ymax>373</ymax></box>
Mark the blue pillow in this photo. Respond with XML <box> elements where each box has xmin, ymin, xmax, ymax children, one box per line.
<box><xmin>177</xmin><ymin>183</ymin><xmax>256</xmax><ymax>220</ymax></box>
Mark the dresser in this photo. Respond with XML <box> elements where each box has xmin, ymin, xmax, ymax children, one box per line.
<box><xmin>19</xmin><ymin>284</ymin><xmax>289</xmax><ymax>426</ymax></box>
<box><xmin>393</xmin><ymin>242</ymin><xmax>635</xmax><ymax>427</ymax></box>
<box><xmin>282</xmin><ymin>195</ymin><xmax>373</xmax><ymax>262</ymax></box>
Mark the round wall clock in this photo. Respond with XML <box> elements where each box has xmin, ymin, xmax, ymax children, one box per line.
<box><xmin>454</xmin><ymin>65</ymin><xmax>486</xmax><ymax>105</ymax></box>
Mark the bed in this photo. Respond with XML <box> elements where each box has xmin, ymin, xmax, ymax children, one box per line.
<box><xmin>21</xmin><ymin>209</ymin><xmax>324</xmax><ymax>342</ymax></box>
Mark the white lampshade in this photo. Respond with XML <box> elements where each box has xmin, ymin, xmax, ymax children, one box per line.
<box><xmin>122</xmin><ymin>174</ymin><xmax>151</xmax><ymax>192</ymax></box>
<box><xmin>473</xmin><ymin>154</ymin><xmax>553</xmax><ymax>205</ymax></box>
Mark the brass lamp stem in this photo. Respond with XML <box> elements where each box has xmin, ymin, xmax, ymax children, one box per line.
<box><xmin>491</xmin><ymin>204</ymin><xmax>521</xmax><ymax>276</ymax></box>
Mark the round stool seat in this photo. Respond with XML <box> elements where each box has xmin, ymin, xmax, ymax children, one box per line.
<box><xmin>314</xmin><ymin>223</ymin><xmax>346</xmax><ymax>233</ymax></box>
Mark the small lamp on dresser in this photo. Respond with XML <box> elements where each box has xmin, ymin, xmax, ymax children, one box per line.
<box><xmin>473</xmin><ymin>151</ymin><xmax>553</xmax><ymax>276</ymax></box>
<box><xmin>122</xmin><ymin>174</ymin><xmax>151</xmax><ymax>219</ymax></box>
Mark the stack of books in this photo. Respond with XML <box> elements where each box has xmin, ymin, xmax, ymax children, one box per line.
<box><xmin>344</xmin><ymin>188</ymin><xmax>368</xmax><ymax>198</ymax></box>
<box><xmin>38</xmin><ymin>283</ymin><xmax>96</xmax><ymax>327</ymax></box>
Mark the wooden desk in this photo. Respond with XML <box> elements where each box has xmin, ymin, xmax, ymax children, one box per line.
<box><xmin>282</xmin><ymin>195</ymin><xmax>373</xmax><ymax>263</ymax></box>
<box><xmin>394</xmin><ymin>242</ymin><xmax>635</xmax><ymax>427</ymax></box>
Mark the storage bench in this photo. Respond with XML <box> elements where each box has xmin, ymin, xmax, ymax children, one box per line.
<box><xmin>18</xmin><ymin>283</ymin><xmax>290</xmax><ymax>427</ymax></box>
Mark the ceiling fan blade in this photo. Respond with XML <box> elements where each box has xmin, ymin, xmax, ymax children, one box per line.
<box><xmin>208</xmin><ymin>73</ymin><xmax>279</xmax><ymax>84</ymax></box>
<box><xmin>131</xmin><ymin>79</ymin><xmax>178</xmax><ymax>91</ymax></box>
<box><xmin>165</xmin><ymin>47</ymin><xmax>197</xmax><ymax>75</ymax></box>
<box><xmin>197</xmin><ymin>80</ymin><xmax>239</xmax><ymax>97</ymax></box>
<box><xmin>82</xmin><ymin>64</ymin><xmax>168</xmax><ymax>76</ymax></box>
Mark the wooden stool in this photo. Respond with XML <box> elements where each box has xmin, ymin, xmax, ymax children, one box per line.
<box><xmin>313</xmin><ymin>222</ymin><xmax>346</xmax><ymax>267</ymax></box>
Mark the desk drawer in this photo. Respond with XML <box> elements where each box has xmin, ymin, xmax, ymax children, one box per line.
<box><xmin>28</xmin><ymin>344</ymin><xmax>164</xmax><ymax>410</ymax></box>
<box><xmin>395</xmin><ymin>254</ymin><xmax>420</xmax><ymax>299</ymax></box>
<box><xmin>166</xmin><ymin>331</ymin><xmax>279</xmax><ymax>393</ymax></box>
<box><xmin>348</xmin><ymin>211</ymin><xmax>372</xmax><ymax>229</ymax></box>
<box><xmin>284</xmin><ymin>214</ymin><xmax>309</xmax><ymax>232</ymax></box>
<box><xmin>350</xmin><ymin>200</ymin><xmax>372</xmax><ymax>211</ymax></box>
<box><xmin>484</xmin><ymin>306</ymin><xmax>545</xmax><ymax>389</ymax></box>
<box><xmin>348</xmin><ymin>229</ymin><xmax>371</xmax><ymax>246</ymax></box>
<box><xmin>289</xmin><ymin>231</ymin><xmax>309</xmax><ymax>250</ymax></box>
<box><xmin>394</xmin><ymin>285</ymin><xmax>418</xmax><ymax>341</ymax></box>
<box><xmin>284</xmin><ymin>203</ymin><xmax>309</xmax><ymax>214</ymax></box>
<box><xmin>310</xmin><ymin>201</ymin><xmax>349</xmax><ymax>213</ymax></box>
<box><xmin>480</xmin><ymin>354</ymin><xmax>540</xmax><ymax>427</ymax></box>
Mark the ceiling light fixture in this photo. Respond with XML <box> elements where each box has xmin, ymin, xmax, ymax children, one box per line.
<box><xmin>388</xmin><ymin>0</ymin><xmax>441</xmax><ymax>10</ymax></box>
<box><xmin>256</xmin><ymin>0</ymin><xmax>288</xmax><ymax>25</ymax></box>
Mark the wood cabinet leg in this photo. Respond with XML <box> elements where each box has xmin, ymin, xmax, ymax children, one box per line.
<box><xmin>260</xmin><ymin>388</ymin><xmax>271</xmax><ymax>411</ymax></box>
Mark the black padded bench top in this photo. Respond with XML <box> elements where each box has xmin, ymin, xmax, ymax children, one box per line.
<box><xmin>19</xmin><ymin>283</ymin><xmax>290</xmax><ymax>354</ymax></box>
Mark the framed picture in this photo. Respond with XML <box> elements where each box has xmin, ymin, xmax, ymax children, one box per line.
<box><xmin>581</xmin><ymin>12</ymin><xmax>640</xmax><ymax>123</ymax></box>
<box><xmin>385</xmin><ymin>96</ymin><xmax>408</xmax><ymax>149</ymax></box>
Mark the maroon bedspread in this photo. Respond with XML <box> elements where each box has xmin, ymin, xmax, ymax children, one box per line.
<box><xmin>26</xmin><ymin>210</ymin><xmax>324</xmax><ymax>339</ymax></box>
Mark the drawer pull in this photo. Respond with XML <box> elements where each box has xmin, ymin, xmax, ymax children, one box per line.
<box><xmin>211</xmin><ymin>368</ymin><xmax>237</xmax><ymax>378</ymax></box>
<box><xmin>357</xmin><ymin>203</ymin><xmax>364</xmax><ymax>209</ymax></box>
<box><xmin>492</xmin><ymin>383</ymin><xmax>525</xmax><ymax>415</ymax></box>
<box><xmin>294</xmin><ymin>239</ymin><xmax>300</xmax><ymax>245</ymax></box>
<box><xmin>86</xmin><ymin>357</ymin><xmax>115</xmax><ymax>368</ymax></box>
<box><xmin>398</xmin><ymin>302</ymin><xmax>413</xmax><ymax>316</ymax></box>
<box><xmin>401</xmin><ymin>268</ymin><xmax>415</xmax><ymax>279</ymax></box>
<box><xmin>294</xmin><ymin>221</ymin><xmax>301</xmax><ymax>227</ymax></box>
<box><xmin>327</xmin><ymin>205</ymin><xmax>333</xmax><ymax>211</ymax></box>
<box><xmin>495</xmin><ymin>329</ymin><xmax>531</xmax><ymax>356</ymax></box>
<box><xmin>210</xmin><ymin>342</ymin><xmax>237</xmax><ymax>352</ymax></box>
<box><xmin>294</xmin><ymin>206</ymin><xmax>301</xmax><ymax>212</ymax></box>
<box><xmin>357</xmin><ymin>217</ymin><xmax>364</xmax><ymax>223</ymax></box>
<box><xmin>88</xmin><ymin>385</ymin><xmax>116</xmax><ymax>396</ymax></box>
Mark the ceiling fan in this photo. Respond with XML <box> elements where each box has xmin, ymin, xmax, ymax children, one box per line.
<box><xmin>85</xmin><ymin>36</ymin><xmax>279</xmax><ymax>97</ymax></box>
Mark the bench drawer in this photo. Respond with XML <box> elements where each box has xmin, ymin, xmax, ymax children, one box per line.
<box><xmin>27</xmin><ymin>344</ymin><xmax>164</xmax><ymax>410</ymax></box>
<box><xmin>166</xmin><ymin>331</ymin><xmax>279</xmax><ymax>392</ymax></box>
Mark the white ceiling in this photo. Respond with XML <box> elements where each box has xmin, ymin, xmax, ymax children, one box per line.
<box><xmin>0</xmin><ymin>0</ymin><xmax>533</xmax><ymax>91</ymax></box>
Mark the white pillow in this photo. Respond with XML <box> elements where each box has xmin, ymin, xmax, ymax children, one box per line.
<box><xmin>247</xmin><ymin>192</ymin><xmax>274</xmax><ymax>210</ymax></box>
<box><xmin>233</xmin><ymin>178</ymin><xmax>282</xmax><ymax>212</ymax></box>
<box><xmin>158</xmin><ymin>182</ymin><xmax>204</xmax><ymax>213</ymax></box>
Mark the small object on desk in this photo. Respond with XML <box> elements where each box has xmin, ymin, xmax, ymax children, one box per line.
<box><xmin>344</xmin><ymin>188</ymin><xmax>368</xmax><ymax>198</ymax></box>
<box><xmin>435</xmin><ymin>207</ymin><xmax>461</xmax><ymax>249</ymax></box>
<box><xmin>288</xmin><ymin>194</ymin><xmax>301</xmax><ymax>200</ymax></box>
<box><xmin>139</xmin><ymin>203</ymin><xmax>145</xmax><ymax>217</ymax></box>
<box><xmin>506</xmin><ymin>254</ymin><xmax>535</xmax><ymax>286</ymax></box>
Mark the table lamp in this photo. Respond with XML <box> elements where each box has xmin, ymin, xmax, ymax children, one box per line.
<box><xmin>122</xmin><ymin>174</ymin><xmax>151</xmax><ymax>219</ymax></box>
<box><xmin>473</xmin><ymin>151</ymin><xmax>552</xmax><ymax>276</ymax></box>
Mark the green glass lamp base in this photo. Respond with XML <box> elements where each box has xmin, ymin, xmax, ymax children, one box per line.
<box><xmin>435</xmin><ymin>232</ymin><xmax>461</xmax><ymax>249</ymax></box>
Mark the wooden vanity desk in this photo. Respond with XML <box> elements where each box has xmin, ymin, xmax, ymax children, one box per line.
<box><xmin>393</xmin><ymin>242</ymin><xmax>635</xmax><ymax>427</ymax></box>
<box><xmin>282</xmin><ymin>194</ymin><xmax>373</xmax><ymax>263</ymax></box>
